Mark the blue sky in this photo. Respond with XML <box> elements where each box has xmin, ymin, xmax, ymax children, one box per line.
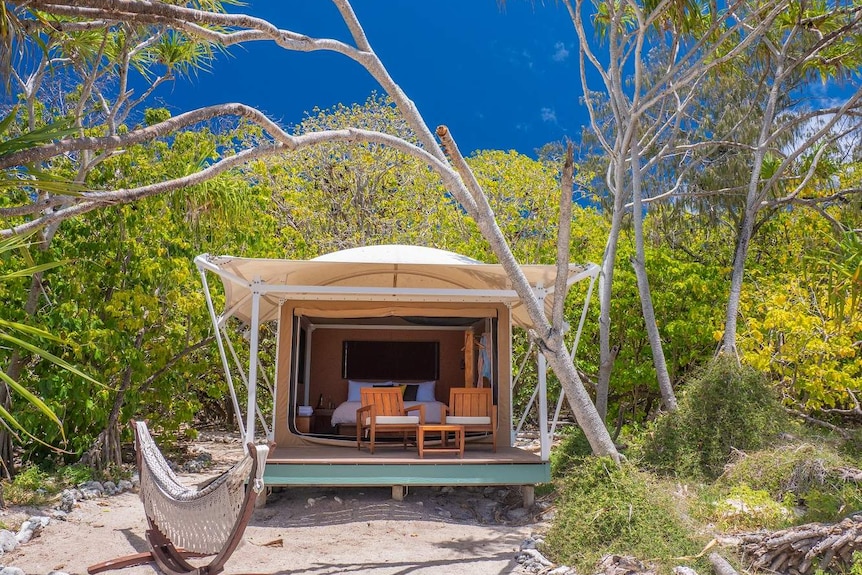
<box><xmin>153</xmin><ymin>2</ymin><xmax>584</xmax><ymax>158</ymax></box>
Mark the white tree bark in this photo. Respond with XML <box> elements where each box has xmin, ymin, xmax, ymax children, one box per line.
<box><xmin>718</xmin><ymin>14</ymin><xmax>862</xmax><ymax>355</ymax></box>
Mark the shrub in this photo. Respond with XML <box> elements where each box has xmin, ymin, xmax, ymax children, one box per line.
<box><xmin>635</xmin><ymin>356</ymin><xmax>786</xmax><ymax>480</ymax></box>
<box><xmin>1</xmin><ymin>465</ymin><xmax>54</xmax><ymax>506</ymax></box>
<box><xmin>706</xmin><ymin>484</ymin><xmax>792</xmax><ymax>531</ymax></box>
<box><xmin>714</xmin><ymin>443</ymin><xmax>862</xmax><ymax>525</ymax></box>
<box><xmin>550</xmin><ymin>425</ymin><xmax>592</xmax><ymax>478</ymax></box>
<box><xmin>544</xmin><ymin>458</ymin><xmax>704</xmax><ymax>573</ymax></box>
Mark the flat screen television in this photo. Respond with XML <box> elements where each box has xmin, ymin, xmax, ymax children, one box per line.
<box><xmin>342</xmin><ymin>340</ymin><xmax>439</xmax><ymax>381</ymax></box>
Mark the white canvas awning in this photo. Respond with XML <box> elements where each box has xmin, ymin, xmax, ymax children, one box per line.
<box><xmin>195</xmin><ymin>245</ymin><xmax>598</xmax><ymax>329</ymax></box>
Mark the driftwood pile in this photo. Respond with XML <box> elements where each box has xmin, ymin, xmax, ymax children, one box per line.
<box><xmin>739</xmin><ymin>514</ymin><xmax>862</xmax><ymax>574</ymax></box>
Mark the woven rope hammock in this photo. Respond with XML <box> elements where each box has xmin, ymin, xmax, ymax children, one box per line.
<box><xmin>89</xmin><ymin>421</ymin><xmax>269</xmax><ymax>575</ymax></box>
<box><xmin>136</xmin><ymin>421</ymin><xmax>267</xmax><ymax>555</ymax></box>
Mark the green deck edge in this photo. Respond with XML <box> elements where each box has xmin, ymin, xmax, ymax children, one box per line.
<box><xmin>264</xmin><ymin>462</ymin><xmax>550</xmax><ymax>486</ymax></box>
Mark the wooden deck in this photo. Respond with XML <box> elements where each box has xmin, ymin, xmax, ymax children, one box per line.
<box><xmin>264</xmin><ymin>443</ymin><xmax>549</xmax><ymax>487</ymax></box>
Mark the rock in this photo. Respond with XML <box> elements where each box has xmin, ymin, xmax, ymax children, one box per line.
<box><xmin>507</xmin><ymin>507</ymin><xmax>529</xmax><ymax>521</ymax></box>
<box><xmin>0</xmin><ymin>566</ymin><xmax>25</xmax><ymax>575</ymax></box>
<box><xmin>0</xmin><ymin>530</ymin><xmax>17</xmax><ymax>553</ymax></box>
<box><xmin>78</xmin><ymin>481</ymin><xmax>104</xmax><ymax>499</ymax></box>
<box><xmin>49</xmin><ymin>571</ymin><xmax>71</xmax><ymax>575</ymax></box>
<box><xmin>103</xmin><ymin>481</ymin><xmax>118</xmax><ymax>495</ymax></box>
<box><xmin>50</xmin><ymin>510</ymin><xmax>68</xmax><ymax>521</ymax></box>
<box><xmin>182</xmin><ymin>459</ymin><xmax>205</xmax><ymax>473</ymax></box>
<box><xmin>58</xmin><ymin>489</ymin><xmax>77</xmax><ymax>513</ymax></box>
<box><xmin>476</xmin><ymin>499</ymin><xmax>501</xmax><ymax>523</ymax></box>
<box><xmin>520</xmin><ymin>548</ymin><xmax>553</xmax><ymax>566</ymax></box>
<box><xmin>595</xmin><ymin>554</ymin><xmax>656</xmax><ymax>575</ymax></box>
<box><xmin>333</xmin><ymin>496</ymin><xmax>343</xmax><ymax>505</ymax></box>
<box><xmin>118</xmin><ymin>480</ymin><xmax>133</xmax><ymax>493</ymax></box>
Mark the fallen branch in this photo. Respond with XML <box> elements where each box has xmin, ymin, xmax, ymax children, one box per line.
<box><xmin>709</xmin><ymin>552</ymin><xmax>739</xmax><ymax>575</ymax></box>
<box><xmin>738</xmin><ymin>515</ymin><xmax>862</xmax><ymax>574</ymax></box>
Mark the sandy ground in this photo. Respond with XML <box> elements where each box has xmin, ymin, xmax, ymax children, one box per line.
<box><xmin>3</xmin><ymin>436</ymin><xmax>550</xmax><ymax>575</ymax></box>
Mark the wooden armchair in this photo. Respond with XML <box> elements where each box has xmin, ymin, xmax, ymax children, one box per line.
<box><xmin>356</xmin><ymin>387</ymin><xmax>425</xmax><ymax>454</ymax></box>
<box><xmin>443</xmin><ymin>387</ymin><xmax>497</xmax><ymax>452</ymax></box>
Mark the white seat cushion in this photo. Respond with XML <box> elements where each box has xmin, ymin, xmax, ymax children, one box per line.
<box><xmin>446</xmin><ymin>416</ymin><xmax>491</xmax><ymax>425</ymax></box>
<box><xmin>364</xmin><ymin>415</ymin><xmax>420</xmax><ymax>426</ymax></box>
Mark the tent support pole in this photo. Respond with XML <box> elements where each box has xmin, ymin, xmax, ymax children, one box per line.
<box><xmin>199</xmin><ymin>267</ymin><xmax>246</xmax><ymax>444</ymax></box>
<box><xmin>246</xmin><ymin>279</ymin><xmax>262</xmax><ymax>442</ymax></box>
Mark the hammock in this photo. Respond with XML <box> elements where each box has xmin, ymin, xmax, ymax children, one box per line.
<box><xmin>88</xmin><ymin>421</ymin><xmax>269</xmax><ymax>575</ymax></box>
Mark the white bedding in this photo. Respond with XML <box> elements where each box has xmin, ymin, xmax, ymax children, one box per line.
<box><xmin>330</xmin><ymin>400</ymin><xmax>445</xmax><ymax>425</ymax></box>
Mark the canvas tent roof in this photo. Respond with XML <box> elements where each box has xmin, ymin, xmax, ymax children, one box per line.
<box><xmin>195</xmin><ymin>245</ymin><xmax>598</xmax><ymax>329</ymax></box>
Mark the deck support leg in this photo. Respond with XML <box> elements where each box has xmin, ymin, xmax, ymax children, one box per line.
<box><xmin>255</xmin><ymin>486</ymin><xmax>269</xmax><ymax>508</ymax></box>
<box><xmin>521</xmin><ymin>485</ymin><xmax>535</xmax><ymax>508</ymax></box>
<box><xmin>392</xmin><ymin>485</ymin><xmax>407</xmax><ymax>501</ymax></box>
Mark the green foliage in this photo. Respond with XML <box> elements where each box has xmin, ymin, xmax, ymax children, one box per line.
<box><xmin>739</xmin><ymin>211</ymin><xmax>862</xmax><ymax>412</ymax></box>
<box><xmin>711</xmin><ymin>443</ymin><xmax>862</xmax><ymax>525</ymax></box>
<box><xmin>705</xmin><ymin>484</ymin><xmax>792</xmax><ymax>532</ymax></box>
<box><xmin>1</xmin><ymin>464</ymin><xmax>52</xmax><ymax>506</ymax></box>
<box><xmin>550</xmin><ymin>426</ymin><xmax>593</xmax><ymax>478</ymax></box>
<box><xmin>3</xmin><ymin>112</ymin><xmax>281</xmax><ymax>461</ymax></box>
<box><xmin>635</xmin><ymin>357</ymin><xmax>787</xmax><ymax>480</ymax></box>
<box><xmin>58</xmin><ymin>463</ymin><xmax>95</xmax><ymax>486</ymax></box>
<box><xmin>545</xmin><ymin>458</ymin><xmax>704</xmax><ymax>574</ymax></box>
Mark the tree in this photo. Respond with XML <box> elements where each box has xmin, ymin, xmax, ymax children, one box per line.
<box><xmin>3</xmin><ymin>1</ymin><xmax>621</xmax><ymax>459</ymax></box>
<box><xmin>714</xmin><ymin>8</ymin><xmax>862</xmax><ymax>354</ymax></box>
<box><xmin>562</xmin><ymin>0</ymin><xmax>862</xmax><ymax>419</ymax></box>
<box><xmin>1</xmin><ymin>4</ymin><xmax>227</xmax><ymax>474</ymax></box>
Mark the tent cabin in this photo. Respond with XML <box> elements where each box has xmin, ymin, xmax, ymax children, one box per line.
<box><xmin>195</xmin><ymin>245</ymin><xmax>598</xmax><ymax>500</ymax></box>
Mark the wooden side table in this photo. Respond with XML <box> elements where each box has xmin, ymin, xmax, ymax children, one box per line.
<box><xmin>417</xmin><ymin>424</ymin><xmax>465</xmax><ymax>458</ymax></box>
<box><xmin>312</xmin><ymin>408</ymin><xmax>336</xmax><ymax>434</ymax></box>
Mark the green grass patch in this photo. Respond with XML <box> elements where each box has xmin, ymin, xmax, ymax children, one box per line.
<box><xmin>544</xmin><ymin>458</ymin><xmax>705</xmax><ymax>574</ymax></box>
<box><xmin>2</xmin><ymin>465</ymin><xmax>56</xmax><ymax>506</ymax></box>
<box><xmin>550</xmin><ymin>425</ymin><xmax>592</xmax><ymax>478</ymax></box>
<box><xmin>0</xmin><ymin>461</ymin><xmax>118</xmax><ymax>506</ymax></box>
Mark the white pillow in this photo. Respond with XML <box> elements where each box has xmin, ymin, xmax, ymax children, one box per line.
<box><xmin>415</xmin><ymin>381</ymin><xmax>436</xmax><ymax>402</ymax></box>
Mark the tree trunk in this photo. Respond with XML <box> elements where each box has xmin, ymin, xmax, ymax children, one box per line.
<box><xmin>543</xmin><ymin>338</ymin><xmax>620</xmax><ymax>461</ymax></box>
<box><xmin>631</xmin><ymin>255</ymin><xmax>677</xmax><ymax>411</ymax></box>
<box><xmin>630</xmin><ymin>136</ymin><xmax>677</xmax><ymax>411</ymax></box>
<box><xmin>83</xmin><ymin>328</ymin><xmax>145</xmax><ymax>470</ymax></box>
<box><xmin>596</xmin><ymin>191</ymin><xmax>626</xmax><ymax>421</ymax></box>
<box><xmin>720</xmin><ymin>208</ymin><xmax>756</xmax><ymax>357</ymax></box>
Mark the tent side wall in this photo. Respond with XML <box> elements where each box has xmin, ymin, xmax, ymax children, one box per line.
<box><xmin>273</xmin><ymin>300</ymin><xmax>513</xmax><ymax>448</ymax></box>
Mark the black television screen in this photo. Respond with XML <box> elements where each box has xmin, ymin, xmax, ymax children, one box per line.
<box><xmin>342</xmin><ymin>340</ymin><xmax>439</xmax><ymax>380</ymax></box>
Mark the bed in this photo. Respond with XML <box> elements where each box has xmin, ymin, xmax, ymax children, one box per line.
<box><xmin>329</xmin><ymin>380</ymin><xmax>446</xmax><ymax>433</ymax></box>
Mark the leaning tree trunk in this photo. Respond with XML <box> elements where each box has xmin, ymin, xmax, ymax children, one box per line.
<box><xmin>630</xmin><ymin>136</ymin><xmax>677</xmax><ymax>411</ymax></box>
<box><xmin>543</xmin><ymin>335</ymin><xmax>621</xmax><ymax>461</ymax></box>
